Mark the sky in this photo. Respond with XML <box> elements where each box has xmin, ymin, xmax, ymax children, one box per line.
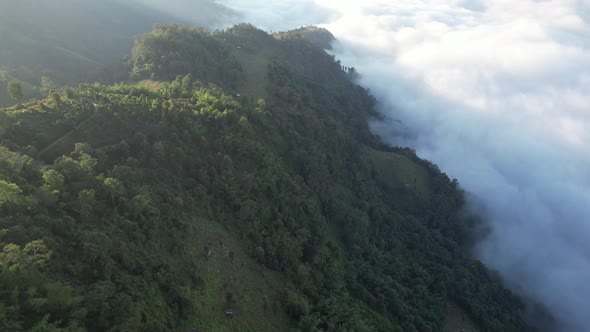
<box><xmin>132</xmin><ymin>0</ymin><xmax>236</xmax><ymax>27</ymax></box>
<box><xmin>148</xmin><ymin>0</ymin><xmax>590</xmax><ymax>330</ymax></box>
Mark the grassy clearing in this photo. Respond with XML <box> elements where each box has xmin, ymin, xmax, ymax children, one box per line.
<box><xmin>366</xmin><ymin>148</ymin><xmax>430</xmax><ymax>198</ymax></box>
<box><xmin>233</xmin><ymin>49</ymin><xmax>270</xmax><ymax>100</ymax></box>
<box><xmin>444</xmin><ymin>302</ymin><xmax>480</xmax><ymax>332</ymax></box>
<box><xmin>183</xmin><ymin>218</ymin><xmax>293</xmax><ymax>332</ymax></box>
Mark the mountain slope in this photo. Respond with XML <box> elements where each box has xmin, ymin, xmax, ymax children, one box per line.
<box><xmin>0</xmin><ymin>24</ymin><xmax>533</xmax><ymax>331</ymax></box>
<box><xmin>0</xmin><ymin>0</ymin><xmax>229</xmax><ymax>107</ymax></box>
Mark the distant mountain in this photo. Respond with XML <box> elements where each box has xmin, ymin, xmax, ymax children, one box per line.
<box><xmin>0</xmin><ymin>23</ymin><xmax>534</xmax><ymax>331</ymax></box>
<box><xmin>137</xmin><ymin>0</ymin><xmax>236</xmax><ymax>27</ymax></box>
<box><xmin>0</xmin><ymin>0</ymin><xmax>229</xmax><ymax>107</ymax></box>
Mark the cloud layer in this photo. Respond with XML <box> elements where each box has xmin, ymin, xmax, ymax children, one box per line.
<box><xmin>217</xmin><ymin>0</ymin><xmax>334</xmax><ymax>31</ymax></box>
<box><xmin>221</xmin><ymin>1</ymin><xmax>590</xmax><ymax>330</ymax></box>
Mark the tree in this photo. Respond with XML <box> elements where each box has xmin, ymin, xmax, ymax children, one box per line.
<box><xmin>40</xmin><ymin>76</ymin><xmax>56</xmax><ymax>96</ymax></box>
<box><xmin>38</xmin><ymin>169</ymin><xmax>65</xmax><ymax>206</ymax></box>
<box><xmin>0</xmin><ymin>66</ymin><xmax>7</xmax><ymax>82</ymax></box>
<box><xmin>7</xmin><ymin>80</ymin><xmax>23</xmax><ymax>100</ymax></box>
<box><xmin>103</xmin><ymin>178</ymin><xmax>124</xmax><ymax>209</ymax></box>
<box><xmin>42</xmin><ymin>169</ymin><xmax>65</xmax><ymax>193</ymax></box>
<box><xmin>0</xmin><ymin>112</ymin><xmax>9</xmax><ymax>135</ymax></box>
<box><xmin>181</xmin><ymin>74</ymin><xmax>192</xmax><ymax>94</ymax></box>
<box><xmin>0</xmin><ymin>180</ymin><xmax>23</xmax><ymax>207</ymax></box>
<box><xmin>64</xmin><ymin>87</ymin><xmax>74</xmax><ymax>99</ymax></box>
<box><xmin>79</xmin><ymin>189</ymin><xmax>96</xmax><ymax>217</ymax></box>
<box><xmin>0</xmin><ymin>240</ymin><xmax>52</xmax><ymax>272</ymax></box>
<box><xmin>49</xmin><ymin>92</ymin><xmax>61</xmax><ymax>105</ymax></box>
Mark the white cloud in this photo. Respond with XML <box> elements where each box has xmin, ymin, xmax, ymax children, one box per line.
<box><xmin>317</xmin><ymin>1</ymin><xmax>590</xmax><ymax>330</ymax></box>
<box><xmin>216</xmin><ymin>0</ymin><xmax>334</xmax><ymax>31</ymax></box>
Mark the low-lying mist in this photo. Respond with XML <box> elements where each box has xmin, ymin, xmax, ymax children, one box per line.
<box><xmin>325</xmin><ymin>2</ymin><xmax>590</xmax><ymax>330</ymax></box>
<box><xmin>322</xmin><ymin>1</ymin><xmax>590</xmax><ymax>330</ymax></box>
<box><xmin>154</xmin><ymin>0</ymin><xmax>590</xmax><ymax>330</ymax></box>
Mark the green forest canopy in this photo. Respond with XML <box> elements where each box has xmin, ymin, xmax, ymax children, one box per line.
<box><xmin>0</xmin><ymin>24</ymin><xmax>534</xmax><ymax>331</ymax></box>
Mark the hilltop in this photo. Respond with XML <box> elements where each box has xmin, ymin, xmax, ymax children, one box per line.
<box><xmin>0</xmin><ymin>24</ymin><xmax>533</xmax><ymax>331</ymax></box>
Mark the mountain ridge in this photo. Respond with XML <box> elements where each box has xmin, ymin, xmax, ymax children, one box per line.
<box><xmin>0</xmin><ymin>23</ymin><xmax>535</xmax><ymax>331</ymax></box>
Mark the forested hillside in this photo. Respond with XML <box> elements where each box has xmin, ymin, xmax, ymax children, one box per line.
<box><xmin>0</xmin><ymin>24</ymin><xmax>533</xmax><ymax>331</ymax></box>
<box><xmin>0</xmin><ymin>0</ymin><xmax>229</xmax><ymax>107</ymax></box>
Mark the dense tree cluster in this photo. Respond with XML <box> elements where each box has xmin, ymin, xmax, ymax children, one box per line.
<box><xmin>0</xmin><ymin>24</ymin><xmax>533</xmax><ymax>331</ymax></box>
<box><xmin>7</xmin><ymin>80</ymin><xmax>23</xmax><ymax>100</ymax></box>
<box><xmin>131</xmin><ymin>24</ymin><xmax>244</xmax><ymax>89</ymax></box>
<box><xmin>278</xmin><ymin>26</ymin><xmax>336</xmax><ymax>50</ymax></box>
